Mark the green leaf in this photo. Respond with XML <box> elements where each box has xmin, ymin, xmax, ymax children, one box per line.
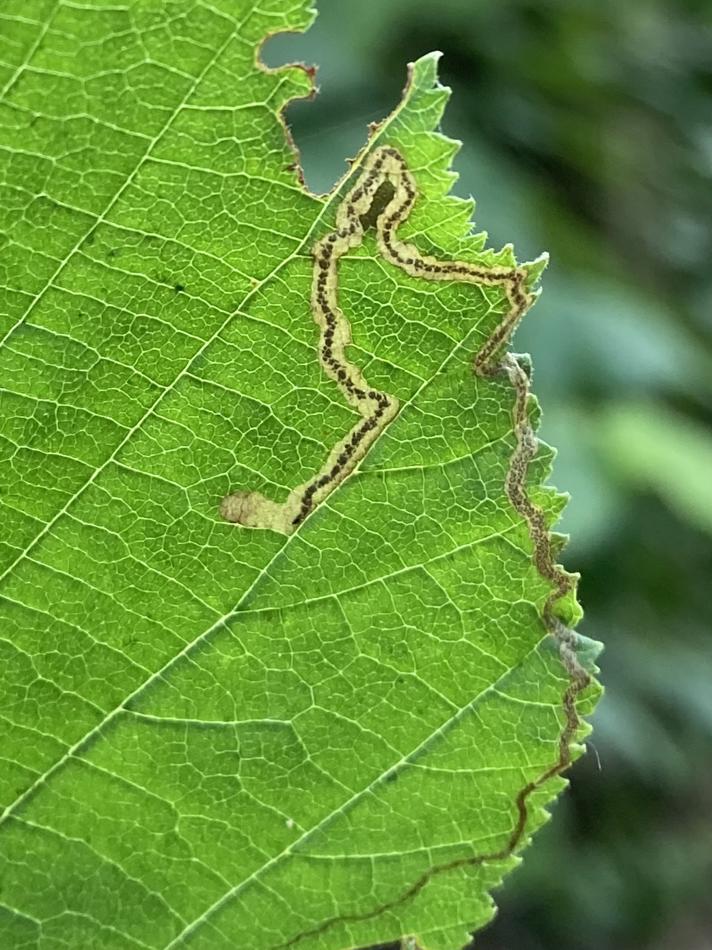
<box><xmin>0</xmin><ymin>3</ymin><xmax>601</xmax><ymax>948</ymax></box>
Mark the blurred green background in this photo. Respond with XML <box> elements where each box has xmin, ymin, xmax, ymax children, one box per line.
<box><xmin>266</xmin><ymin>1</ymin><xmax>712</xmax><ymax>948</ymax></box>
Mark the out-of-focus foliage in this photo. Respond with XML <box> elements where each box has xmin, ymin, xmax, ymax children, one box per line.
<box><xmin>268</xmin><ymin>2</ymin><xmax>712</xmax><ymax>948</ymax></box>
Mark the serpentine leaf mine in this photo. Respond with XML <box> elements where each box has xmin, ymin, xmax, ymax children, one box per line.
<box><xmin>223</xmin><ymin>146</ymin><xmax>529</xmax><ymax>534</ymax></box>
<box><xmin>222</xmin><ymin>145</ymin><xmax>592</xmax><ymax>945</ymax></box>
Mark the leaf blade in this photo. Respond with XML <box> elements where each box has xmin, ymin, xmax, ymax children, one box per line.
<box><xmin>0</xmin><ymin>9</ymin><xmax>600</xmax><ymax>950</ymax></box>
